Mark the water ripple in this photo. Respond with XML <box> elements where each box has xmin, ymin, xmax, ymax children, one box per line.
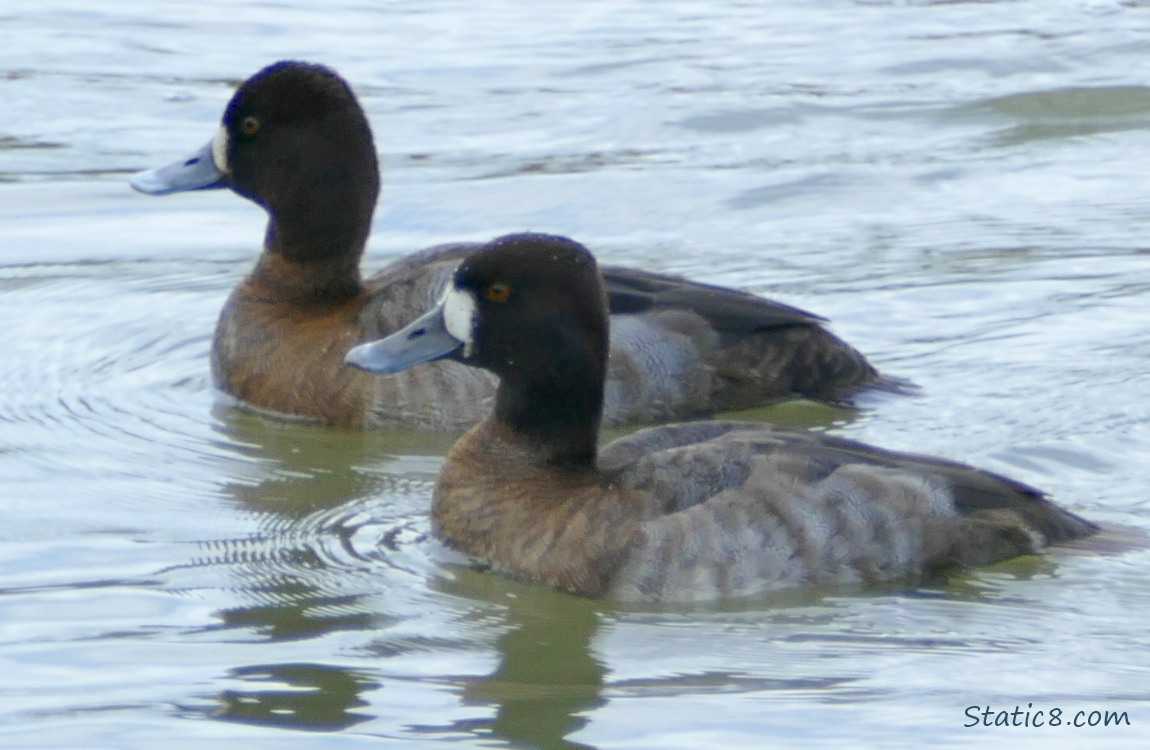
<box><xmin>0</xmin><ymin>258</ymin><xmax>270</xmax><ymax>525</ymax></box>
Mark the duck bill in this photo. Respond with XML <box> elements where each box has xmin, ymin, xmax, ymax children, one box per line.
<box><xmin>129</xmin><ymin>140</ymin><xmax>226</xmax><ymax>195</ymax></box>
<box><xmin>344</xmin><ymin>304</ymin><xmax>464</xmax><ymax>374</ymax></box>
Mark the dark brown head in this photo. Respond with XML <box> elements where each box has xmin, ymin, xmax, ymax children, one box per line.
<box><xmin>346</xmin><ymin>233</ymin><xmax>610</xmax><ymax>466</ymax></box>
<box><xmin>131</xmin><ymin>61</ymin><xmax>379</xmax><ymax>268</ymax></box>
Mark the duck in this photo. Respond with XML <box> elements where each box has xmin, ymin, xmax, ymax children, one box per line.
<box><xmin>131</xmin><ymin>60</ymin><xmax>901</xmax><ymax>431</ymax></box>
<box><xmin>344</xmin><ymin>232</ymin><xmax>1098</xmax><ymax>602</ymax></box>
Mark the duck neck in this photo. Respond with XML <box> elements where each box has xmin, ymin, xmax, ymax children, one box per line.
<box><xmin>494</xmin><ymin>364</ymin><xmax>604</xmax><ymax>472</ymax></box>
<box><xmin>249</xmin><ymin>250</ymin><xmax>363</xmax><ymax>304</ymax></box>
<box><xmin>256</xmin><ymin>148</ymin><xmax>379</xmax><ymax>303</ymax></box>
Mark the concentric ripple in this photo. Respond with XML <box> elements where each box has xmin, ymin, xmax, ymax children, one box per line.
<box><xmin>0</xmin><ymin>259</ymin><xmax>231</xmax><ymax>504</ymax></box>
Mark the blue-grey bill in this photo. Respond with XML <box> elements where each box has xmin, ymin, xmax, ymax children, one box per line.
<box><xmin>345</xmin><ymin>304</ymin><xmax>463</xmax><ymax>374</ymax></box>
<box><xmin>129</xmin><ymin>140</ymin><xmax>225</xmax><ymax>195</ymax></box>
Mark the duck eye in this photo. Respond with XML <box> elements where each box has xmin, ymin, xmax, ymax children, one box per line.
<box><xmin>240</xmin><ymin>116</ymin><xmax>261</xmax><ymax>136</ymax></box>
<box><xmin>484</xmin><ymin>283</ymin><xmax>511</xmax><ymax>303</ymax></box>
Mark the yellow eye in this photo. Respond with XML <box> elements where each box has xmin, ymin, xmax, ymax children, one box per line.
<box><xmin>484</xmin><ymin>283</ymin><xmax>511</xmax><ymax>303</ymax></box>
<box><xmin>240</xmin><ymin>116</ymin><xmax>261</xmax><ymax>136</ymax></box>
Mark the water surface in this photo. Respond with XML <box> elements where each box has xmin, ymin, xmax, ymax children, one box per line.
<box><xmin>3</xmin><ymin>1</ymin><xmax>1150</xmax><ymax>747</ymax></box>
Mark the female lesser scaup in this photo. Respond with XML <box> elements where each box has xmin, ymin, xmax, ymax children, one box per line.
<box><xmin>132</xmin><ymin>60</ymin><xmax>900</xmax><ymax>430</ymax></box>
<box><xmin>345</xmin><ymin>233</ymin><xmax>1097</xmax><ymax>602</ymax></box>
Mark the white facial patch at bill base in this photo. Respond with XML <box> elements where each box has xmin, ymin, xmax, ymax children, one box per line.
<box><xmin>210</xmin><ymin>125</ymin><xmax>230</xmax><ymax>174</ymax></box>
<box><xmin>442</xmin><ymin>285</ymin><xmax>477</xmax><ymax>358</ymax></box>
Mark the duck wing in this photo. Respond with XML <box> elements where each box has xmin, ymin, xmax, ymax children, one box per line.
<box><xmin>601</xmin><ymin>422</ymin><xmax>1096</xmax><ymax>601</ymax></box>
<box><xmin>367</xmin><ymin>254</ymin><xmax>824</xmax><ymax>334</ymax></box>
<box><xmin>605</xmin><ymin>421</ymin><xmax>1095</xmax><ymax>541</ymax></box>
<box><xmin>601</xmin><ymin>265</ymin><xmax>824</xmax><ymax>336</ymax></box>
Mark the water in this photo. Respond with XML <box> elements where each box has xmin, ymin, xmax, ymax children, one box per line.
<box><xmin>3</xmin><ymin>0</ymin><xmax>1150</xmax><ymax>747</ymax></box>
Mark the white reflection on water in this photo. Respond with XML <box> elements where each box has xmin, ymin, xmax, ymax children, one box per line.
<box><xmin>2</xmin><ymin>1</ymin><xmax>1150</xmax><ymax>748</ymax></box>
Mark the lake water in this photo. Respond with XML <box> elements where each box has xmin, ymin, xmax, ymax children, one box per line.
<box><xmin>3</xmin><ymin>1</ymin><xmax>1150</xmax><ymax>747</ymax></box>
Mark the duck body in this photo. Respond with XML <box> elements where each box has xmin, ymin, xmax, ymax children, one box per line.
<box><xmin>133</xmin><ymin>60</ymin><xmax>896</xmax><ymax>431</ymax></box>
<box><xmin>213</xmin><ymin>239</ymin><xmax>882</xmax><ymax>429</ymax></box>
<box><xmin>212</xmin><ymin>242</ymin><xmax>495</xmax><ymax>429</ymax></box>
<box><xmin>345</xmin><ymin>233</ymin><xmax>1097</xmax><ymax>602</ymax></box>
<box><xmin>436</xmin><ymin>417</ymin><xmax>1094</xmax><ymax>601</ymax></box>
